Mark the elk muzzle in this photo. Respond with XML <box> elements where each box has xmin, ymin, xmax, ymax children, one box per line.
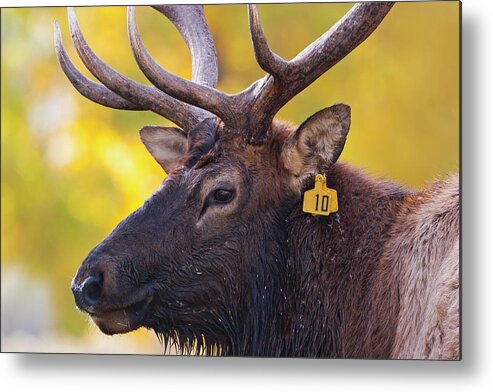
<box><xmin>71</xmin><ymin>262</ymin><xmax>154</xmax><ymax>335</ymax></box>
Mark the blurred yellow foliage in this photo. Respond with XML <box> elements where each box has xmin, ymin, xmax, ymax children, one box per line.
<box><xmin>1</xmin><ymin>3</ymin><xmax>459</xmax><ymax>352</ymax></box>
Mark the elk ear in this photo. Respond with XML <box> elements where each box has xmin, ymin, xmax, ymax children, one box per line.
<box><xmin>140</xmin><ymin>126</ymin><xmax>187</xmax><ymax>173</ymax></box>
<box><xmin>282</xmin><ymin>103</ymin><xmax>350</xmax><ymax>181</ymax></box>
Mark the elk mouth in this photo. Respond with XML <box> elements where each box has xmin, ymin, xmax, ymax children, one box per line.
<box><xmin>88</xmin><ymin>295</ymin><xmax>153</xmax><ymax>335</ymax></box>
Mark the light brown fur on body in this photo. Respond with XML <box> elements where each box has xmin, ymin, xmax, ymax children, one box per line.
<box><xmin>386</xmin><ymin>175</ymin><xmax>460</xmax><ymax>359</ymax></box>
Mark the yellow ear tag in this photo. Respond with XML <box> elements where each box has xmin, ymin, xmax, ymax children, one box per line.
<box><xmin>302</xmin><ymin>174</ymin><xmax>338</xmax><ymax>216</ymax></box>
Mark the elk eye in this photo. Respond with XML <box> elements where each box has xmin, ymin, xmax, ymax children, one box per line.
<box><xmin>213</xmin><ymin>189</ymin><xmax>234</xmax><ymax>204</ymax></box>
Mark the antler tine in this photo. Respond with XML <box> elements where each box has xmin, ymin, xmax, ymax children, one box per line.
<box><xmin>66</xmin><ymin>7</ymin><xmax>212</xmax><ymax>131</ymax></box>
<box><xmin>127</xmin><ymin>6</ymin><xmax>236</xmax><ymax>126</ymax></box>
<box><xmin>151</xmin><ymin>5</ymin><xmax>218</xmax><ymax>88</ymax></box>
<box><xmin>248</xmin><ymin>4</ymin><xmax>287</xmax><ymax>77</ymax></box>
<box><xmin>54</xmin><ymin>20</ymin><xmax>144</xmax><ymax>111</ymax></box>
<box><xmin>290</xmin><ymin>2</ymin><xmax>394</xmax><ymax>88</ymax></box>
<box><xmin>243</xmin><ymin>2</ymin><xmax>395</xmax><ymax>142</ymax></box>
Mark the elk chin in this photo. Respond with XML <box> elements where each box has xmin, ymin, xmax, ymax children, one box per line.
<box><xmin>89</xmin><ymin>296</ymin><xmax>152</xmax><ymax>335</ymax></box>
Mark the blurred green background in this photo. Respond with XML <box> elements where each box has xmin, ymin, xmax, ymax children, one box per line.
<box><xmin>1</xmin><ymin>2</ymin><xmax>459</xmax><ymax>354</ymax></box>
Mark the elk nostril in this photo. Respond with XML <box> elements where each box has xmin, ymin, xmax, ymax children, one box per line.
<box><xmin>81</xmin><ymin>275</ymin><xmax>102</xmax><ymax>306</ymax></box>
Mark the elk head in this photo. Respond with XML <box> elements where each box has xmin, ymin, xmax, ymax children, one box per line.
<box><xmin>56</xmin><ymin>3</ymin><xmax>393</xmax><ymax>354</ymax></box>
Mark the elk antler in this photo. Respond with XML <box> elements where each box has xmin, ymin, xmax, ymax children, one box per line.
<box><xmin>240</xmin><ymin>2</ymin><xmax>395</xmax><ymax>142</ymax></box>
<box><xmin>55</xmin><ymin>3</ymin><xmax>394</xmax><ymax>141</ymax></box>
<box><xmin>127</xmin><ymin>6</ymin><xmax>235</xmax><ymax>124</ymax></box>
<box><xmin>54</xmin><ymin>6</ymin><xmax>218</xmax><ymax>132</ymax></box>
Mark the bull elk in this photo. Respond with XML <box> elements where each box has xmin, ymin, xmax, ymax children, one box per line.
<box><xmin>56</xmin><ymin>3</ymin><xmax>460</xmax><ymax>359</ymax></box>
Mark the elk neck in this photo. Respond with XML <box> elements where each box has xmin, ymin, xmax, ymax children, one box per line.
<box><xmin>271</xmin><ymin>162</ymin><xmax>411</xmax><ymax>357</ymax></box>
